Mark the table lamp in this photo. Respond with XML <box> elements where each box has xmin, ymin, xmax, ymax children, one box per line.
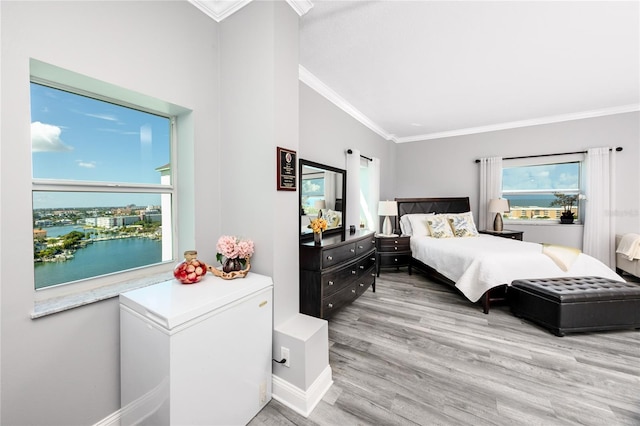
<box><xmin>378</xmin><ymin>200</ymin><xmax>398</xmax><ymax>236</ymax></box>
<box><xmin>488</xmin><ymin>198</ymin><xmax>510</xmax><ymax>232</ymax></box>
<box><xmin>314</xmin><ymin>199</ymin><xmax>326</xmax><ymax>218</ymax></box>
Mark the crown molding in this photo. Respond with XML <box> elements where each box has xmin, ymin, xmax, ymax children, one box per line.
<box><xmin>299</xmin><ymin>65</ymin><xmax>396</xmax><ymax>142</ymax></box>
<box><xmin>190</xmin><ymin>0</ymin><xmax>312</xmax><ymax>22</ymax></box>
<box><xmin>188</xmin><ymin>0</ymin><xmax>253</xmax><ymax>22</ymax></box>
<box><xmin>395</xmin><ymin>104</ymin><xmax>640</xmax><ymax>143</ymax></box>
<box><xmin>286</xmin><ymin>0</ymin><xmax>314</xmax><ymax>16</ymax></box>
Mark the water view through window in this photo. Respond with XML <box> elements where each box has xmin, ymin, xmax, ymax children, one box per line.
<box><xmin>31</xmin><ymin>82</ymin><xmax>172</xmax><ymax>289</ymax></box>
<box><xmin>502</xmin><ymin>162</ymin><xmax>581</xmax><ymax>220</ymax></box>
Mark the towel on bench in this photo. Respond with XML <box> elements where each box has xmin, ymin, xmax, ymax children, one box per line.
<box><xmin>616</xmin><ymin>233</ymin><xmax>640</xmax><ymax>261</ymax></box>
<box><xmin>542</xmin><ymin>243</ymin><xmax>581</xmax><ymax>272</ymax></box>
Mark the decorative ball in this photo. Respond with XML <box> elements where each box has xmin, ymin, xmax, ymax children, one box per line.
<box><xmin>174</xmin><ymin>255</ymin><xmax>207</xmax><ymax>284</ymax></box>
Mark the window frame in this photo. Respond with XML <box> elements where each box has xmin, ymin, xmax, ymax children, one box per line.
<box><xmin>29</xmin><ymin>59</ymin><xmax>189</xmax><ymax>314</ymax></box>
<box><xmin>501</xmin><ymin>154</ymin><xmax>584</xmax><ymax>225</ymax></box>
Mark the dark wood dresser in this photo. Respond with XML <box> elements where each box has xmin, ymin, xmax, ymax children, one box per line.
<box><xmin>300</xmin><ymin>230</ymin><xmax>376</xmax><ymax>319</ymax></box>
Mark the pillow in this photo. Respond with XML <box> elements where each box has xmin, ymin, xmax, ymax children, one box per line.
<box><xmin>406</xmin><ymin>213</ymin><xmax>435</xmax><ymax>237</ymax></box>
<box><xmin>399</xmin><ymin>215</ymin><xmax>412</xmax><ymax>235</ymax></box>
<box><xmin>426</xmin><ymin>215</ymin><xmax>455</xmax><ymax>238</ymax></box>
<box><xmin>447</xmin><ymin>211</ymin><xmax>479</xmax><ymax>237</ymax></box>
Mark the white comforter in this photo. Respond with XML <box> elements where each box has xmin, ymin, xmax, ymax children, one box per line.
<box><xmin>411</xmin><ymin>235</ymin><xmax>624</xmax><ymax>302</ymax></box>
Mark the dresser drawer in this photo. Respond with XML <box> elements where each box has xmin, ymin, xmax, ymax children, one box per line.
<box><xmin>377</xmin><ymin>236</ymin><xmax>410</xmax><ymax>252</ymax></box>
<box><xmin>378</xmin><ymin>253</ymin><xmax>411</xmax><ymax>268</ymax></box>
<box><xmin>322</xmin><ymin>243</ymin><xmax>356</xmax><ymax>269</ymax></box>
<box><xmin>355</xmin><ymin>237</ymin><xmax>376</xmax><ymax>257</ymax></box>
<box><xmin>322</xmin><ymin>264</ymin><xmax>359</xmax><ymax>297</ymax></box>
<box><xmin>322</xmin><ymin>283</ymin><xmax>359</xmax><ymax>318</ymax></box>
<box><xmin>356</xmin><ymin>253</ymin><xmax>376</xmax><ymax>275</ymax></box>
<box><xmin>355</xmin><ymin>266</ymin><xmax>375</xmax><ymax>296</ymax></box>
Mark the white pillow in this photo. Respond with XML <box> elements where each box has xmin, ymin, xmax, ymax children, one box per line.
<box><xmin>405</xmin><ymin>213</ymin><xmax>435</xmax><ymax>237</ymax></box>
<box><xmin>399</xmin><ymin>215</ymin><xmax>412</xmax><ymax>235</ymax></box>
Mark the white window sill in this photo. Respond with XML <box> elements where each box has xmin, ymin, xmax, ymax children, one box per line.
<box><xmin>504</xmin><ymin>220</ymin><xmax>583</xmax><ymax>227</ymax></box>
<box><xmin>32</xmin><ymin>271</ymin><xmax>174</xmax><ymax>319</ymax></box>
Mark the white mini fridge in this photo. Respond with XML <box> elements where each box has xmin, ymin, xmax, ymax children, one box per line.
<box><xmin>120</xmin><ymin>272</ymin><xmax>273</xmax><ymax>426</ymax></box>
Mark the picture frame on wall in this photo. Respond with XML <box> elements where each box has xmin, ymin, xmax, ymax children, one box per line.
<box><xmin>277</xmin><ymin>146</ymin><xmax>296</xmax><ymax>191</ymax></box>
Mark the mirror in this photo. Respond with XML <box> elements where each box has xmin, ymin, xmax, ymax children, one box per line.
<box><xmin>299</xmin><ymin>159</ymin><xmax>346</xmax><ymax>239</ymax></box>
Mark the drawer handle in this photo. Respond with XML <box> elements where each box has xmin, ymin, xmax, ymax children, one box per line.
<box><xmin>327</xmin><ymin>255</ymin><xmax>333</xmax><ymax>261</ymax></box>
<box><xmin>358</xmin><ymin>245</ymin><xmax>364</xmax><ymax>249</ymax></box>
<box><xmin>359</xmin><ymin>283</ymin><xmax>364</xmax><ymax>287</ymax></box>
<box><xmin>328</xmin><ymin>303</ymin><xmax>333</xmax><ymax>308</ymax></box>
<box><xmin>371</xmin><ymin>257</ymin><xmax>375</xmax><ymax>261</ymax></box>
<box><xmin>394</xmin><ymin>247</ymin><xmax>398</xmax><ymax>250</ymax></box>
<box><xmin>328</xmin><ymin>280</ymin><xmax>334</xmax><ymax>286</ymax></box>
<box><xmin>394</xmin><ymin>240</ymin><xmax>398</xmax><ymax>243</ymax></box>
<box><xmin>351</xmin><ymin>289</ymin><xmax>356</xmax><ymax>293</ymax></box>
<box><xmin>394</xmin><ymin>258</ymin><xmax>398</xmax><ymax>262</ymax></box>
<box><xmin>351</xmin><ymin>270</ymin><xmax>357</xmax><ymax>275</ymax></box>
<box><xmin>371</xmin><ymin>240</ymin><xmax>375</xmax><ymax>243</ymax></box>
<box><xmin>350</xmin><ymin>248</ymin><xmax>355</xmax><ymax>253</ymax></box>
<box><xmin>359</xmin><ymin>265</ymin><xmax>364</xmax><ymax>269</ymax></box>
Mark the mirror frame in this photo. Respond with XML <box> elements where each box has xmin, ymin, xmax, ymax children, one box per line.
<box><xmin>299</xmin><ymin>159</ymin><xmax>347</xmax><ymax>241</ymax></box>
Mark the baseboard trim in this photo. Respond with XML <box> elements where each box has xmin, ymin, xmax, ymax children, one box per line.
<box><xmin>271</xmin><ymin>365</ymin><xmax>333</xmax><ymax>418</ymax></box>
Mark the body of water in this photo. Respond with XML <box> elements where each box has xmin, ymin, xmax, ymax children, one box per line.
<box><xmin>35</xmin><ymin>226</ymin><xmax>162</xmax><ymax>289</ymax></box>
<box><xmin>504</xmin><ymin>194</ymin><xmax>557</xmax><ymax>208</ymax></box>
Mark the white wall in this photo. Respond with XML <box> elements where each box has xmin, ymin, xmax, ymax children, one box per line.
<box><xmin>0</xmin><ymin>2</ymin><xmax>220</xmax><ymax>424</ymax></box>
<box><xmin>299</xmin><ymin>83</ymin><xmax>396</xmax><ymax>200</ymax></box>
<box><xmin>395</xmin><ymin>112</ymin><xmax>640</xmax><ymax>247</ymax></box>
<box><xmin>220</xmin><ymin>0</ymin><xmax>300</xmax><ymax>326</ymax></box>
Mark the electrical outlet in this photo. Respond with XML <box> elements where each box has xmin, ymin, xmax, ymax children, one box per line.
<box><xmin>281</xmin><ymin>346</ymin><xmax>290</xmax><ymax>368</ymax></box>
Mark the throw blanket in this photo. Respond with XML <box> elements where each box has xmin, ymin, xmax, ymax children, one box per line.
<box><xmin>542</xmin><ymin>244</ymin><xmax>581</xmax><ymax>271</ymax></box>
<box><xmin>616</xmin><ymin>233</ymin><xmax>640</xmax><ymax>260</ymax></box>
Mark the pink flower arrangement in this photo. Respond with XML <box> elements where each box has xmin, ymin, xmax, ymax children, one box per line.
<box><xmin>216</xmin><ymin>235</ymin><xmax>254</xmax><ymax>267</ymax></box>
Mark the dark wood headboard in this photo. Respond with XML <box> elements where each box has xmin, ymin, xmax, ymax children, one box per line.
<box><xmin>394</xmin><ymin>196</ymin><xmax>471</xmax><ymax>235</ymax></box>
<box><xmin>395</xmin><ymin>197</ymin><xmax>471</xmax><ymax>218</ymax></box>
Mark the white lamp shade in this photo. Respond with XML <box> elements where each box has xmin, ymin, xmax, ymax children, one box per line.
<box><xmin>488</xmin><ymin>198</ymin><xmax>510</xmax><ymax>213</ymax></box>
<box><xmin>314</xmin><ymin>199</ymin><xmax>326</xmax><ymax>210</ymax></box>
<box><xmin>378</xmin><ymin>201</ymin><xmax>398</xmax><ymax>217</ymax></box>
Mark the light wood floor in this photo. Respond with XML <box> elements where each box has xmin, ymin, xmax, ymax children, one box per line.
<box><xmin>250</xmin><ymin>269</ymin><xmax>640</xmax><ymax>426</ymax></box>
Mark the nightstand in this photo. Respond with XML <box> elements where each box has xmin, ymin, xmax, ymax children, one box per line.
<box><xmin>479</xmin><ymin>229</ymin><xmax>523</xmax><ymax>241</ymax></box>
<box><xmin>375</xmin><ymin>235</ymin><xmax>412</xmax><ymax>277</ymax></box>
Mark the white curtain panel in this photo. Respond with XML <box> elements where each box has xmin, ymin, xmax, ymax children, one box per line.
<box><xmin>367</xmin><ymin>157</ymin><xmax>381</xmax><ymax>233</ymax></box>
<box><xmin>479</xmin><ymin>157</ymin><xmax>503</xmax><ymax>230</ymax></box>
<box><xmin>323</xmin><ymin>171</ymin><xmax>336</xmax><ymax>210</ymax></box>
<box><xmin>346</xmin><ymin>148</ymin><xmax>361</xmax><ymax>230</ymax></box>
<box><xmin>583</xmin><ymin>147</ymin><xmax>616</xmax><ymax>267</ymax></box>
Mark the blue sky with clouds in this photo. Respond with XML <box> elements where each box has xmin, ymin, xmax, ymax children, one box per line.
<box><xmin>30</xmin><ymin>83</ymin><xmax>170</xmax><ymax>208</ymax></box>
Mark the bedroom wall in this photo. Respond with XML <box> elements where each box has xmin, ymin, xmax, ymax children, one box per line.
<box><xmin>0</xmin><ymin>2</ymin><xmax>220</xmax><ymax>425</ymax></box>
<box><xmin>299</xmin><ymin>83</ymin><xmax>397</xmax><ymax>202</ymax></box>
<box><xmin>395</xmin><ymin>112</ymin><xmax>640</xmax><ymax>248</ymax></box>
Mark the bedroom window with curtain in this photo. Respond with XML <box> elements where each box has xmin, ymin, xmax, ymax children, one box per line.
<box><xmin>502</xmin><ymin>160</ymin><xmax>582</xmax><ymax>222</ymax></box>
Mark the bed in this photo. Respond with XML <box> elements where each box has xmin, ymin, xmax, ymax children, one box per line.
<box><xmin>396</xmin><ymin>197</ymin><xmax>624</xmax><ymax>313</ymax></box>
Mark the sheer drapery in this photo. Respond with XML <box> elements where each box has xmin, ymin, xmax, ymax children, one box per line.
<box><xmin>346</xmin><ymin>148</ymin><xmax>361</xmax><ymax>230</ymax></box>
<box><xmin>323</xmin><ymin>171</ymin><xmax>336</xmax><ymax>210</ymax></box>
<box><xmin>583</xmin><ymin>147</ymin><xmax>616</xmax><ymax>267</ymax></box>
<box><xmin>479</xmin><ymin>157</ymin><xmax>503</xmax><ymax>230</ymax></box>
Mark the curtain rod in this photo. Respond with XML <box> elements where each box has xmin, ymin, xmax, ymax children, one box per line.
<box><xmin>474</xmin><ymin>147</ymin><xmax>623</xmax><ymax>163</ymax></box>
<box><xmin>347</xmin><ymin>149</ymin><xmax>372</xmax><ymax>162</ymax></box>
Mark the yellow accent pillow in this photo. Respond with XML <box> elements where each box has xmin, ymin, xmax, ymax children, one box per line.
<box><xmin>426</xmin><ymin>215</ymin><xmax>454</xmax><ymax>238</ymax></box>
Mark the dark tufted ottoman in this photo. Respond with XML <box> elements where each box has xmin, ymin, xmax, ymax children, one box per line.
<box><xmin>510</xmin><ymin>276</ymin><xmax>640</xmax><ymax>336</ymax></box>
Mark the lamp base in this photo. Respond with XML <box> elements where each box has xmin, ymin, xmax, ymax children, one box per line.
<box><xmin>493</xmin><ymin>213</ymin><xmax>504</xmax><ymax>232</ymax></box>
<box><xmin>382</xmin><ymin>215</ymin><xmax>393</xmax><ymax>236</ymax></box>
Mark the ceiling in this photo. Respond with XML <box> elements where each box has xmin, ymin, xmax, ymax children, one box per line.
<box><xmin>193</xmin><ymin>1</ymin><xmax>640</xmax><ymax>143</ymax></box>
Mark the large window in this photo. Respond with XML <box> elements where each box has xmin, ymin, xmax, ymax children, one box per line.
<box><xmin>31</xmin><ymin>82</ymin><xmax>174</xmax><ymax>289</ymax></box>
<box><xmin>502</xmin><ymin>161</ymin><xmax>582</xmax><ymax>221</ymax></box>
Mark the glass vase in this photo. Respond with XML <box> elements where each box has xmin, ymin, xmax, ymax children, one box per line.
<box><xmin>314</xmin><ymin>231</ymin><xmax>322</xmax><ymax>245</ymax></box>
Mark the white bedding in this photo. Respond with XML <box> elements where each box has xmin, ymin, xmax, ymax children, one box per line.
<box><xmin>411</xmin><ymin>235</ymin><xmax>624</xmax><ymax>302</ymax></box>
